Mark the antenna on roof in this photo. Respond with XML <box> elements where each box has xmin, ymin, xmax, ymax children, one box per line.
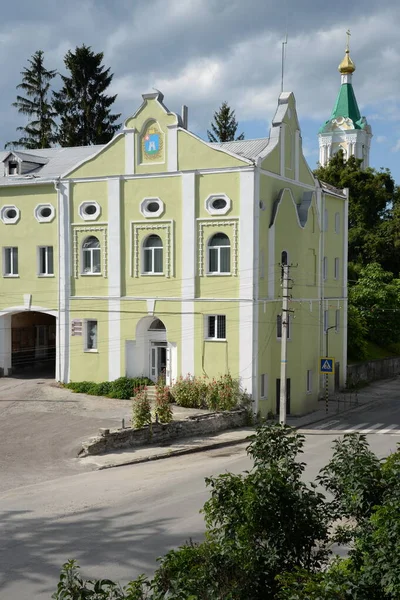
<box><xmin>280</xmin><ymin>0</ymin><xmax>289</xmax><ymax>94</ymax></box>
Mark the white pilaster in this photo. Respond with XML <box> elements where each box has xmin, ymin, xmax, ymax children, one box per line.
<box><xmin>239</xmin><ymin>170</ymin><xmax>255</xmax><ymax>396</ymax></box>
<box><xmin>295</xmin><ymin>130</ymin><xmax>300</xmax><ymax>180</ymax></box>
<box><xmin>0</xmin><ymin>314</ymin><xmax>12</xmax><ymax>375</ymax></box>
<box><xmin>280</xmin><ymin>123</ymin><xmax>286</xmax><ymax>177</ymax></box>
<box><xmin>268</xmin><ymin>225</ymin><xmax>275</xmax><ymax>299</ymax></box>
<box><xmin>108</xmin><ymin>178</ymin><xmax>121</xmax><ymax>297</ymax></box>
<box><xmin>181</xmin><ymin>172</ymin><xmax>195</xmax><ymax>375</ymax></box>
<box><xmin>57</xmin><ymin>181</ymin><xmax>71</xmax><ymax>383</ymax></box>
<box><xmin>167</xmin><ymin>124</ymin><xmax>178</xmax><ymax>172</ymax></box>
<box><xmin>107</xmin><ymin>177</ymin><xmax>121</xmax><ymax>381</ymax></box>
<box><xmin>125</xmin><ymin>130</ymin><xmax>136</xmax><ymax>175</ymax></box>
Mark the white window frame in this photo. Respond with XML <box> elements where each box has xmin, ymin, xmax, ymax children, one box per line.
<box><xmin>142</xmin><ymin>234</ymin><xmax>164</xmax><ymax>275</ymax></box>
<box><xmin>3</xmin><ymin>247</ymin><xmax>18</xmax><ymax>277</ymax></box>
<box><xmin>334</xmin><ymin>257</ymin><xmax>340</xmax><ymax>280</ymax></box>
<box><xmin>323</xmin><ymin>256</ymin><xmax>328</xmax><ymax>280</ymax></box>
<box><xmin>34</xmin><ymin>204</ymin><xmax>55</xmax><ymax>223</ymax></box>
<box><xmin>37</xmin><ymin>246</ymin><xmax>54</xmax><ymax>277</ymax></box>
<box><xmin>260</xmin><ymin>373</ymin><xmax>268</xmax><ymax>398</ymax></box>
<box><xmin>79</xmin><ymin>201</ymin><xmax>101</xmax><ymax>221</ymax></box>
<box><xmin>81</xmin><ymin>236</ymin><xmax>102</xmax><ymax>275</ymax></box>
<box><xmin>207</xmin><ymin>233</ymin><xmax>231</xmax><ymax>275</ymax></box>
<box><xmin>205</xmin><ymin>315</ymin><xmax>226</xmax><ymax>341</ymax></box>
<box><xmin>306</xmin><ymin>370</ymin><xmax>313</xmax><ymax>394</ymax></box>
<box><xmin>84</xmin><ymin>319</ymin><xmax>98</xmax><ymax>352</ymax></box>
<box><xmin>335</xmin><ymin>309</ymin><xmax>340</xmax><ymax>333</ymax></box>
<box><xmin>205</xmin><ymin>193</ymin><xmax>231</xmax><ymax>216</ymax></box>
<box><xmin>335</xmin><ymin>212</ymin><xmax>340</xmax><ymax>234</ymax></box>
<box><xmin>0</xmin><ymin>205</ymin><xmax>20</xmax><ymax>224</ymax></box>
<box><xmin>277</xmin><ymin>314</ymin><xmax>291</xmax><ymax>340</ymax></box>
<box><xmin>140</xmin><ymin>197</ymin><xmax>164</xmax><ymax>218</ymax></box>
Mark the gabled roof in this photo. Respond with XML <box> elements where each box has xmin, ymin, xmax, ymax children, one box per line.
<box><xmin>209</xmin><ymin>138</ymin><xmax>269</xmax><ymax>160</ymax></box>
<box><xmin>0</xmin><ymin>146</ymin><xmax>104</xmax><ymax>186</ymax></box>
<box><xmin>3</xmin><ymin>150</ymin><xmax>49</xmax><ymax>165</ymax></box>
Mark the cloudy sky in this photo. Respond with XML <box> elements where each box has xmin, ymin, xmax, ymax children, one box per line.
<box><xmin>1</xmin><ymin>0</ymin><xmax>399</xmax><ymax>179</ymax></box>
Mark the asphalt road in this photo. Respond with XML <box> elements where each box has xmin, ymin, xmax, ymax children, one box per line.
<box><xmin>0</xmin><ymin>403</ymin><xmax>399</xmax><ymax>600</ymax></box>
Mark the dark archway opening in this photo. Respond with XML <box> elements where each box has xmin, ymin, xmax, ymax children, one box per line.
<box><xmin>11</xmin><ymin>312</ymin><xmax>56</xmax><ymax>377</ymax></box>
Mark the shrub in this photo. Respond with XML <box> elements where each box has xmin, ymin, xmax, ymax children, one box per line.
<box><xmin>65</xmin><ymin>381</ymin><xmax>95</xmax><ymax>394</ymax></box>
<box><xmin>154</xmin><ymin>381</ymin><xmax>173</xmax><ymax>424</ymax></box>
<box><xmin>132</xmin><ymin>387</ymin><xmax>152</xmax><ymax>429</ymax></box>
<box><xmin>170</xmin><ymin>375</ymin><xmax>208</xmax><ymax>408</ymax></box>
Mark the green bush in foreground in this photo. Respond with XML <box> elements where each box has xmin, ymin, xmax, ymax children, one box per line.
<box><xmin>65</xmin><ymin>377</ymin><xmax>153</xmax><ymax>400</ymax></box>
<box><xmin>54</xmin><ymin>425</ymin><xmax>400</xmax><ymax>599</ymax></box>
<box><xmin>170</xmin><ymin>373</ymin><xmax>244</xmax><ymax>411</ymax></box>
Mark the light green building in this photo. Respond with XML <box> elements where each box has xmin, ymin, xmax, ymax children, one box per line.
<box><xmin>0</xmin><ymin>90</ymin><xmax>347</xmax><ymax>416</ymax></box>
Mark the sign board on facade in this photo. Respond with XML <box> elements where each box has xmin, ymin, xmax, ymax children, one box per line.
<box><xmin>71</xmin><ymin>319</ymin><xmax>83</xmax><ymax>336</ymax></box>
<box><xmin>320</xmin><ymin>358</ymin><xmax>334</xmax><ymax>374</ymax></box>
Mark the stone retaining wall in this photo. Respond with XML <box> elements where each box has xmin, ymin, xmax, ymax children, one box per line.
<box><xmin>80</xmin><ymin>408</ymin><xmax>248</xmax><ymax>456</ymax></box>
<box><xmin>347</xmin><ymin>357</ymin><xmax>400</xmax><ymax>386</ymax></box>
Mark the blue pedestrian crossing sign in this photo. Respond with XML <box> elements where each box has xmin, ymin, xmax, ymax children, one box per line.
<box><xmin>320</xmin><ymin>358</ymin><xmax>334</xmax><ymax>374</ymax></box>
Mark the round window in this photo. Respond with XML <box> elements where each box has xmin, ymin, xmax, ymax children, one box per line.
<box><xmin>40</xmin><ymin>207</ymin><xmax>52</xmax><ymax>218</ymax></box>
<box><xmin>84</xmin><ymin>204</ymin><xmax>97</xmax><ymax>215</ymax></box>
<box><xmin>211</xmin><ymin>198</ymin><xmax>227</xmax><ymax>210</ymax></box>
<box><xmin>147</xmin><ymin>201</ymin><xmax>160</xmax><ymax>213</ymax></box>
<box><xmin>6</xmin><ymin>208</ymin><xmax>17</xmax><ymax>219</ymax></box>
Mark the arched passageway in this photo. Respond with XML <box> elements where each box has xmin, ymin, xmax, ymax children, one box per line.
<box><xmin>10</xmin><ymin>311</ymin><xmax>56</xmax><ymax>376</ymax></box>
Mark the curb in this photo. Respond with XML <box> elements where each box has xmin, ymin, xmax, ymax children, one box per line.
<box><xmin>92</xmin><ymin>398</ymin><xmax>379</xmax><ymax>471</ymax></box>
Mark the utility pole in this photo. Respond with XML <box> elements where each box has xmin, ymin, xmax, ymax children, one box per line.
<box><xmin>325</xmin><ymin>325</ymin><xmax>336</xmax><ymax>413</ymax></box>
<box><xmin>279</xmin><ymin>263</ymin><xmax>290</xmax><ymax>424</ymax></box>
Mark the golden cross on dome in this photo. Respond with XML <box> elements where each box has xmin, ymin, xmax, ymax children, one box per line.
<box><xmin>346</xmin><ymin>29</ymin><xmax>351</xmax><ymax>51</ymax></box>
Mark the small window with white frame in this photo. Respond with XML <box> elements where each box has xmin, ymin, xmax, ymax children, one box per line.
<box><xmin>208</xmin><ymin>233</ymin><xmax>231</xmax><ymax>274</ymax></box>
<box><xmin>260</xmin><ymin>373</ymin><xmax>268</xmax><ymax>398</ymax></box>
<box><xmin>85</xmin><ymin>320</ymin><xmax>98</xmax><ymax>351</ymax></box>
<box><xmin>323</xmin><ymin>256</ymin><xmax>328</xmax><ymax>280</ymax></box>
<box><xmin>335</xmin><ymin>309</ymin><xmax>340</xmax><ymax>333</ymax></box>
<box><xmin>82</xmin><ymin>236</ymin><xmax>101</xmax><ymax>274</ymax></box>
<box><xmin>306</xmin><ymin>369</ymin><xmax>313</xmax><ymax>393</ymax></box>
<box><xmin>205</xmin><ymin>315</ymin><xmax>226</xmax><ymax>340</ymax></box>
<box><xmin>335</xmin><ymin>212</ymin><xmax>340</xmax><ymax>234</ymax></box>
<box><xmin>3</xmin><ymin>247</ymin><xmax>18</xmax><ymax>276</ymax></box>
<box><xmin>334</xmin><ymin>257</ymin><xmax>339</xmax><ymax>280</ymax></box>
<box><xmin>38</xmin><ymin>246</ymin><xmax>54</xmax><ymax>276</ymax></box>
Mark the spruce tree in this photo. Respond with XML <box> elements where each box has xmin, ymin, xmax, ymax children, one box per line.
<box><xmin>53</xmin><ymin>45</ymin><xmax>121</xmax><ymax>146</ymax></box>
<box><xmin>207</xmin><ymin>101</ymin><xmax>244</xmax><ymax>143</ymax></box>
<box><xmin>6</xmin><ymin>50</ymin><xmax>57</xmax><ymax>150</ymax></box>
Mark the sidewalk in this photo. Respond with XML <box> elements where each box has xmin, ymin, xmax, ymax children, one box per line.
<box><xmin>80</xmin><ymin>378</ymin><xmax>392</xmax><ymax>471</ymax></box>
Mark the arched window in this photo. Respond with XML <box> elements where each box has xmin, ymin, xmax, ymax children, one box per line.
<box><xmin>82</xmin><ymin>236</ymin><xmax>101</xmax><ymax>274</ymax></box>
<box><xmin>208</xmin><ymin>233</ymin><xmax>230</xmax><ymax>274</ymax></box>
<box><xmin>281</xmin><ymin>251</ymin><xmax>288</xmax><ymax>266</ymax></box>
<box><xmin>143</xmin><ymin>235</ymin><xmax>163</xmax><ymax>274</ymax></box>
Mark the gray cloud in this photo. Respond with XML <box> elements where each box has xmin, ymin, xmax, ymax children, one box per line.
<box><xmin>0</xmin><ymin>0</ymin><xmax>399</xmax><ymax>148</ymax></box>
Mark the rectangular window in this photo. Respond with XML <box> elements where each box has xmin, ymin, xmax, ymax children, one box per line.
<box><xmin>334</xmin><ymin>257</ymin><xmax>339</xmax><ymax>280</ymax></box>
<box><xmin>335</xmin><ymin>212</ymin><xmax>340</xmax><ymax>234</ymax></box>
<box><xmin>324</xmin><ymin>310</ymin><xmax>329</xmax><ymax>332</ymax></box>
<box><xmin>38</xmin><ymin>246</ymin><xmax>54</xmax><ymax>276</ymax></box>
<box><xmin>4</xmin><ymin>247</ymin><xmax>18</xmax><ymax>276</ymax></box>
<box><xmin>85</xmin><ymin>320</ymin><xmax>98</xmax><ymax>351</ymax></box>
<box><xmin>206</xmin><ymin>315</ymin><xmax>226</xmax><ymax>340</ymax></box>
<box><xmin>260</xmin><ymin>373</ymin><xmax>267</xmax><ymax>398</ymax></box>
<box><xmin>335</xmin><ymin>309</ymin><xmax>340</xmax><ymax>333</ymax></box>
<box><xmin>307</xmin><ymin>370</ymin><xmax>313</xmax><ymax>393</ymax></box>
<box><xmin>277</xmin><ymin>314</ymin><xmax>290</xmax><ymax>339</ymax></box>
<box><xmin>323</xmin><ymin>256</ymin><xmax>328</xmax><ymax>280</ymax></box>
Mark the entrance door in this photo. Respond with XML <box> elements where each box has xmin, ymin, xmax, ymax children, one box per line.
<box><xmin>276</xmin><ymin>378</ymin><xmax>291</xmax><ymax>415</ymax></box>
<box><xmin>150</xmin><ymin>343</ymin><xmax>167</xmax><ymax>382</ymax></box>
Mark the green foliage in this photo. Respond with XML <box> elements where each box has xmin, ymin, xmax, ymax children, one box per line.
<box><xmin>53</xmin><ymin>44</ymin><xmax>121</xmax><ymax>146</ymax></box>
<box><xmin>56</xmin><ymin>428</ymin><xmax>400</xmax><ymax>600</ymax></box>
<box><xmin>132</xmin><ymin>388</ymin><xmax>152</xmax><ymax>429</ymax></box>
<box><xmin>349</xmin><ymin>262</ymin><xmax>400</xmax><ymax>345</ymax></box>
<box><xmin>154</xmin><ymin>381</ymin><xmax>173</xmax><ymax>424</ymax></box>
<box><xmin>53</xmin><ymin>559</ymin><xmax>151</xmax><ymax>599</ymax></box>
<box><xmin>347</xmin><ymin>304</ymin><xmax>368</xmax><ymax>360</ymax></box>
<box><xmin>207</xmin><ymin>101</ymin><xmax>244</xmax><ymax>143</ymax></box>
<box><xmin>7</xmin><ymin>50</ymin><xmax>57</xmax><ymax>149</ymax></box>
<box><xmin>170</xmin><ymin>374</ymin><xmax>243</xmax><ymax>411</ymax></box>
<box><xmin>65</xmin><ymin>377</ymin><xmax>152</xmax><ymax>399</ymax></box>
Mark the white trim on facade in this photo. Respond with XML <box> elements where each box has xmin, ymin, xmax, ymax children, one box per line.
<box><xmin>280</xmin><ymin>123</ymin><xmax>286</xmax><ymax>177</ymax></box>
<box><xmin>239</xmin><ymin>170</ymin><xmax>255</xmax><ymax>397</ymax></box>
<box><xmin>125</xmin><ymin>130</ymin><xmax>136</xmax><ymax>175</ymax></box>
<box><xmin>131</xmin><ymin>219</ymin><xmax>174</xmax><ymax>278</ymax></box>
<box><xmin>108</xmin><ymin>298</ymin><xmax>121</xmax><ymax>380</ymax></box>
<box><xmin>181</xmin><ymin>172</ymin><xmax>196</xmax><ymax>375</ymax></box>
<box><xmin>197</xmin><ymin>218</ymin><xmax>239</xmax><ymax>277</ymax></box>
<box><xmin>167</xmin><ymin>124</ymin><xmax>178</xmax><ymax>172</ymax></box>
<box><xmin>108</xmin><ymin>178</ymin><xmax>121</xmax><ymax>297</ymax></box>
<box><xmin>57</xmin><ymin>180</ymin><xmax>70</xmax><ymax>383</ymax></box>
